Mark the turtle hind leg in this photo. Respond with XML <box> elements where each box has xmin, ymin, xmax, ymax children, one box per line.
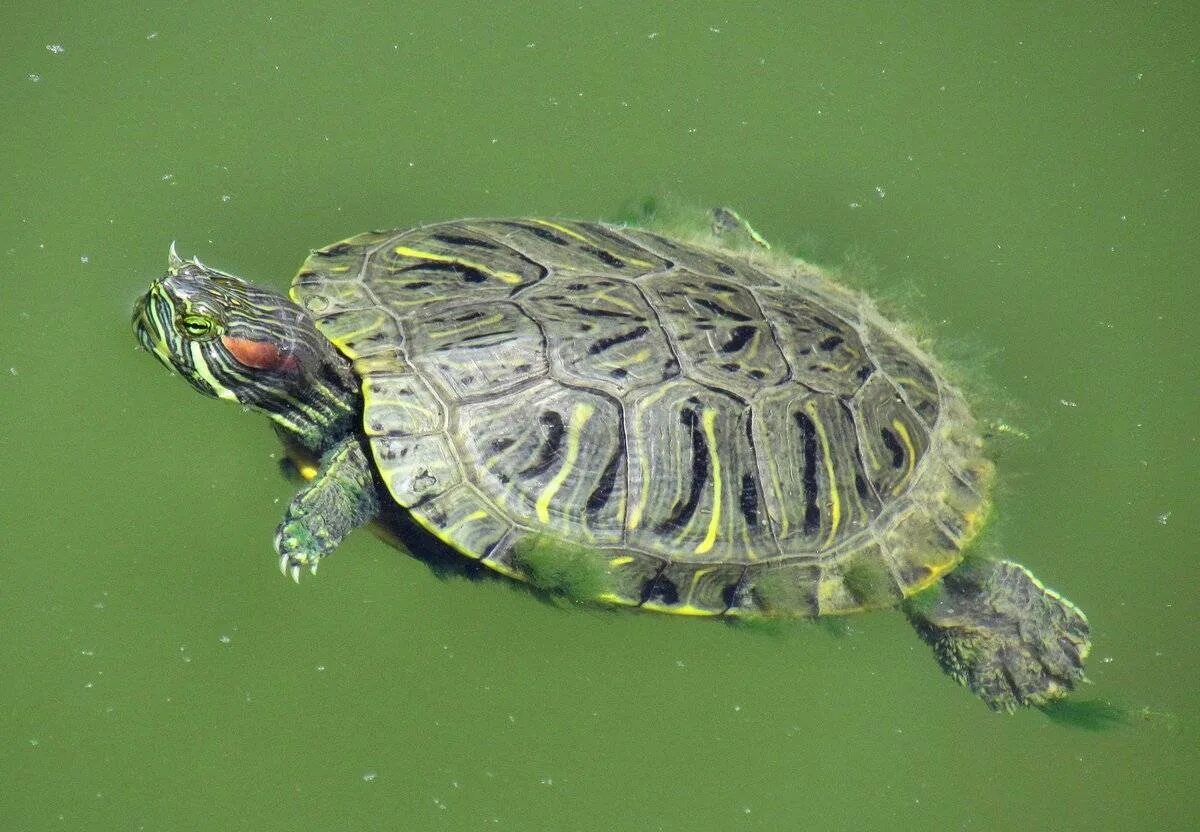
<box><xmin>903</xmin><ymin>559</ymin><xmax>1091</xmax><ymax>711</ymax></box>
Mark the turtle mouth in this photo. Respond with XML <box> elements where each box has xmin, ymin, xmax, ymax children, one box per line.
<box><xmin>132</xmin><ymin>284</ymin><xmax>178</xmax><ymax>369</ymax></box>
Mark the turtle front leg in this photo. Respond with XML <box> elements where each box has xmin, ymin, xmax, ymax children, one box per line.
<box><xmin>903</xmin><ymin>559</ymin><xmax>1091</xmax><ymax>711</ymax></box>
<box><xmin>275</xmin><ymin>436</ymin><xmax>380</xmax><ymax>582</ymax></box>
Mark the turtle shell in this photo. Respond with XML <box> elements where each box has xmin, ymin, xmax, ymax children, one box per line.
<box><xmin>290</xmin><ymin>219</ymin><xmax>993</xmax><ymax>616</ymax></box>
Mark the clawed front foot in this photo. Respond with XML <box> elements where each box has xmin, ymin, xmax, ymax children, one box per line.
<box><xmin>274</xmin><ymin>512</ymin><xmax>332</xmax><ymax>583</ymax></box>
<box><xmin>271</xmin><ymin>436</ymin><xmax>380</xmax><ymax>583</ymax></box>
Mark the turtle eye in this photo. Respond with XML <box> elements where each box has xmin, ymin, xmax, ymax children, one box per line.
<box><xmin>180</xmin><ymin>313</ymin><xmax>218</xmax><ymax>340</ymax></box>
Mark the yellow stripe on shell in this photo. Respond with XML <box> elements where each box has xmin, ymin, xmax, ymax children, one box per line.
<box><xmin>692</xmin><ymin>408</ymin><xmax>722</xmax><ymax>555</ymax></box>
<box><xmin>890</xmin><ymin>418</ymin><xmax>918</xmax><ymax>495</ymax></box>
<box><xmin>535</xmin><ymin>402</ymin><xmax>595</xmax><ymax>524</ymax></box>
<box><xmin>443</xmin><ymin>510</ymin><xmax>491</xmax><ymax>537</ymax></box>
<box><xmin>804</xmin><ymin>400</ymin><xmax>842</xmax><ymax>547</ymax></box>
<box><xmin>392</xmin><ymin>245</ymin><xmax>523</xmax><ymax>285</ymax></box>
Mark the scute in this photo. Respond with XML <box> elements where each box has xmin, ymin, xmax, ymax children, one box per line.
<box><xmin>292</xmin><ymin>218</ymin><xmax>992</xmax><ymax>616</ymax></box>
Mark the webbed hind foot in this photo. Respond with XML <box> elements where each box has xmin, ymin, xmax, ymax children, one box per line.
<box><xmin>905</xmin><ymin>559</ymin><xmax>1091</xmax><ymax>711</ymax></box>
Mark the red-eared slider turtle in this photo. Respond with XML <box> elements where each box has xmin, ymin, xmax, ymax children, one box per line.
<box><xmin>132</xmin><ymin>212</ymin><xmax>1090</xmax><ymax>710</ymax></box>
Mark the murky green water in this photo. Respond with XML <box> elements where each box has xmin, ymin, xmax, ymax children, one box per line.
<box><xmin>3</xmin><ymin>3</ymin><xmax>1197</xmax><ymax>830</ymax></box>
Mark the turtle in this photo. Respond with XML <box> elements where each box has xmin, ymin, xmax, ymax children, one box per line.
<box><xmin>132</xmin><ymin>211</ymin><xmax>1090</xmax><ymax>711</ymax></box>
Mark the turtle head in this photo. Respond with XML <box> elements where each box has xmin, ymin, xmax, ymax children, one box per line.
<box><xmin>133</xmin><ymin>246</ymin><xmax>358</xmax><ymax>450</ymax></box>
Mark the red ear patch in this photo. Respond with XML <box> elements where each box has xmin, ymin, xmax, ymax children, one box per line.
<box><xmin>221</xmin><ymin>336</ymin><xmax>300</xmax><ymax>373</ymax></box>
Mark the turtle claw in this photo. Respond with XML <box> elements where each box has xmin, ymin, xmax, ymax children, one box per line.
<box><xmin>290</xmin><ymin>563</ymin><xmax>302</xmax><ymax>584</ymax></box>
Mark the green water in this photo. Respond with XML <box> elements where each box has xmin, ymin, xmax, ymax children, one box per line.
<box><xmin>3</xmin><ymin>3</ymin><xmax>1197</xmax><ymax>830</ymax></box>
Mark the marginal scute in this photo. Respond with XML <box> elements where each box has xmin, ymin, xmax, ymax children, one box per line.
<box><xmin>616</xmin><ymin>226</ymin><xmax>781</xmax><ymax>288</ymax></box>
<box><xmin>361</xmin><ymin>370</ymin><xmax>445</xmax><ymax>437</ymax></box>
<box><xmin>374</xmin><ymin>433</ymin><xmax>461</xmax><ymax>507</ymax></box>
<box><xmin>409</xmin><ymin>483</ymin><xmax>511</xmax><ymax>560</ymax></box>
<box><xmin>476</xmin><ymin>219</ymin><xmax>671</xmax><ymax>276</ymax></box>
<box><xmin>864</xmin><ymin>324</ymin><xmax>941</xmax><ymax>427</ymax></box>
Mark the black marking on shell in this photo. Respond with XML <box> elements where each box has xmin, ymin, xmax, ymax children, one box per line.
<box><xmin>655</xmin><ymin>407</ymin><xmax>708</xmax><ymax>533</ymax></box>
<box><xmin>404</xmin><ymin>261</ymin><xmax>488</xmax><ymax>284</ymax></box>
<box><xmin>316</xmin><ymin>243</ymin><xmax>353</xmax><ymax>256</ymax></box>
<box><xmin>794</xmin><ymin>411</ymin><xmax>822</xmax><ymax>536</ymax></box>
<box><xmin>641</xmin><ymin>574</ymin><xmax>680</xmax><ymax>606</ymax></box>
<box><xmin>880</xmin><ymin>427</ymin><xmax>905</xmax><ymax>469</ymax></box>
<box><xmin>563</xmin><ymin>304</ymin><xmax>641</xmax><ymax>319</ymax></box>
<box><xmin>818</xmin><ymin>335</ymin><xmax>845</xmax><ymax>351</ymax></box>
<box><xmin>431</xmin><ymin>233</ymin><xmax>501</xmax><ymax>249</ymax></box>
<box><xmin>505</xmin><ymin>221</ymin><xmax>569</xmax><ymax>246</ymax></box>
<box><xmin>694</xmin><ymin>297</ymin><xmax>753</xmax><ymax>322</ymax></box>
<box><xmin>586</xmin><ymin>428</ymin><xmax>626</xmax><ymax>517</ymax></box>
<box><xmin>583</xmin><ymin>246</ymin><xmax>626</xmax><ymax>268</ymax></box>
<box><xmin>739</xmin><ymin>472</ymin><xmax>759</xmax><ymax>528</ymax></box>
<box><xmin>520</xmin><ymin>411</ymin><xmax>566</xmax><ymax>477</ymax></box>
<box><xmin>720</xmin><ymin>325</ymin><xmax>757</xmax><ymax>353</ymax></box>
<box><xmin>721</xmin><ymin>582</ymin><xmax>741</xmax><ymax>607</ymax></box>
<box><xmin>587</xmin><ymin>325</ymin><xmax>650</xmax><ymax>355</ymax></box>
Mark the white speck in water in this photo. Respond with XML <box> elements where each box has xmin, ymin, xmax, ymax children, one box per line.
<box><xmin>221</xmin><ymin>194</ymin><xmax>231</xmax><ymax>202</ymax></box>
<box><xmin>733</xmin><ymin>705</ymin><xmax>742</xmax><ymax>712</ymax></box>
<box><xmin>433</xmin><ymin>798</ymin><xmax>447</xmax><ymax>810</ymax></box>
<box><xmin>647</xmin><ymin>32</ymin><xmax>659</xmax><ymax>39</ymax></box>
<box><xmin>47</xmin><ymin>43</ymin><xmax>65</xmax><ymax>54</ymax></box>
<box><xmin>161</xmin><ymin>173</ymin><xmax>174</xmax><ymax>182</ymax></box>
<box><xmin>27</xmin><ymin>73</ymin><xmax>41</xmax><ymax>82</ymax></box>
<box><xmin>849</xmin><ymin>202</ymin><xmax>862</xmax><ymax>209</ymax></box>
<box><xmin>743</xmin><ymin>806</ymin><xmax>752</xmax><ymax>815</ymax></box>
<box><xmin>147</xmin><ymin>31</ymin><xmax>159</xmax><ymax>40</ymax></box>
<box><xmin>1157</xmin><ymin>512</ymin><xmax>1171</xmax><ymax>525</ymax></box>
<box><xmin>80</xmin><ymin>649</ymin><xmax>95</xmax><ymax>656</ymax></box>
<box><xmin>8</xmin><ymin>367</ymin><xmax>16</xmax><ymax>376</ymax></box>
<box><xmin>875</xmin><ymin>186</ymin><xmax>887</xmax><ymax>198</ymax></box>
<box><xmin>80</xmin><ymin>255</ymin><xmax>89</xmax><ymax>263</ymax></box>
<box><xmin>539</xmin><ymin>777</ymin><xmax>553</xmax><ymax>786</ymax></box>
<box><xmin>361</xmin><ymin>771</ymin><xmax>377</xmax><ymax>783</ymax></box>
<box><xmin>29</xmin><ymin>738</ymin><xmax>39</xmax><ymax>747</ymax></box>
<box><xmin>709</xmin><ymin>26</ymin><xmax>721</xmax><ymax>33</ymax></box>
<box><xmin>218</xmin><ymin>634</ymin><xmax>231</xmax><ymax>644</ymax></box>
<box><xmin>1102</xmin><ymin>656</ymin><xmax>1114</xmax><ymax>664</ymax></box>
<box><xmin>1059</xmin><ymin>399</ymin><xmax>1078</xmax><ymax>408</ymax></box>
